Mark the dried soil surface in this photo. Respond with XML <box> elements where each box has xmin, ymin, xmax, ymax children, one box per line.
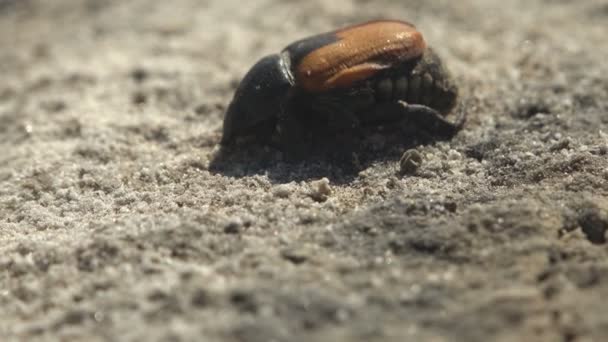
<box><xmin>1</xmin><ymin>0</ymin><xmax>608</xmax><ymax>341</ymax></box>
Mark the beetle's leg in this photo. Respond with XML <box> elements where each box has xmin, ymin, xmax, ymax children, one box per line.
<box><xmin>363</xmin><ymin>100</ymin><xmax>466</xmax><ymax>137</ymax></box>
<box><xmin>401</xmin><ymin>102</ymin><xmax>466</xmax><ymax>137</ymax></box>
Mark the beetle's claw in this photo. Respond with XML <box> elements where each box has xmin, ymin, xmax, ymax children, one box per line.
<box><xmin>394</xmin><ymin>101</ymin><xmax>466</xmax><ymax>138</ymax></box>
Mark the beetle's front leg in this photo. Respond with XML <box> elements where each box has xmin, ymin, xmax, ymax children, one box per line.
<box><xmin>366</xmin><ymin>100</ymin><xmax>466</xmax><ymax>138</ymax></box>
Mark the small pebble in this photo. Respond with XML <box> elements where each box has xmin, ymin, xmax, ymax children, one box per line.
<box><xmin>272</xmin><ymin>184</ymin><xmax>294</xmax><ymax>198</ymax></box>
<box><xmin>131</xmin><ymin>67</ymin><xmax>149</xmax><ymax>83</ymax></box>
<box><xmin>132</xmin><ymin>91</ymin><xmax>147</xmax><ymax>105</ymax></box>
<box><xmin>444</xmin><ymin>201</ymin><xmax>458</xmax><ymax>213</ymax></box>
<box><xmin>399</xmin><ymin>149</ymin><xmax>423</xmax><ymax>175</ymax></box>
<box><xmin>281</xmin><ymin>248</ymin><xmax>309</xmax><ymax>264</ymax></box>
<box><xmin>447</xmin><ymin>149</ymin><xmax>462</xmax><ymax>160</ymax></box>
<box><xmin>223</xmin><ymin>219</ymin><xmax>242</xmax><ymax>234</ymax></box>
<box><xmin>309</xmin><ymin>177</ymin><xmax>332</xmax><ymax>202</ymax></box>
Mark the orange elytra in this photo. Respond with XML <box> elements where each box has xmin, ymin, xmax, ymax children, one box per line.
<box><xmin>288</xmin><ymin>20</ymin><xmax>427</xmax><ymax>92</ymax></box>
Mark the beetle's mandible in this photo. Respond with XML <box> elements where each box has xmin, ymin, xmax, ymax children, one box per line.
<box><xmin>221</xmin><ymin>20</ymin><xmax>465</xmax><ymax>149</ymax></box>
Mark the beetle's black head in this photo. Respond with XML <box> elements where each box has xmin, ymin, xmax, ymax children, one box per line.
<box><xmin>221</xmin><ymin>54</ymin><xmax>294</xmax><ymax>145</ymax></box>
<box><xmin>415</xmin><ymin>48</ymin><xmax>458</xmax><ymax>115</ymax></box>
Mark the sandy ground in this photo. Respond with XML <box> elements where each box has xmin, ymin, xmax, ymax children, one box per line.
<box><xmin>1</xmin><ymin>0</ymin><xmax>608</xmax><ymax>341</ymax></box>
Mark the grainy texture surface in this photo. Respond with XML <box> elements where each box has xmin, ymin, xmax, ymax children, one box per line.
<box><xmin>1</xmin><ymin>0</ymin><xmax>608</xmax><ymax>341</ymax></box>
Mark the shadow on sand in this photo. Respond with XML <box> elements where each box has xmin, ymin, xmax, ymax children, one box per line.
<box><xmin>208</xmin><ymin>124</ymin><xmax>457</xmax><ymax>184</ymax></box>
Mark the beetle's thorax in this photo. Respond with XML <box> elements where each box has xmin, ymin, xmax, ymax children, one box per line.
<box><xmin>221</xmin><ymin>54</ymin><xmax>294</xmax><ymax>144</ymax></box>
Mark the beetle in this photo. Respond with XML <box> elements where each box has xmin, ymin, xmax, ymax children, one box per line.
<box><xmin>221</xmin><ymin>20</ymin><xmax>464</xmax><ymax>150</ymax></box>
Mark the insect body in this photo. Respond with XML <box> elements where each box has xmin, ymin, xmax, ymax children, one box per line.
<box><xmin>221</xmin><ymin>20</ymin><xmax>464</xmax><ymax>149</ymax></box>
